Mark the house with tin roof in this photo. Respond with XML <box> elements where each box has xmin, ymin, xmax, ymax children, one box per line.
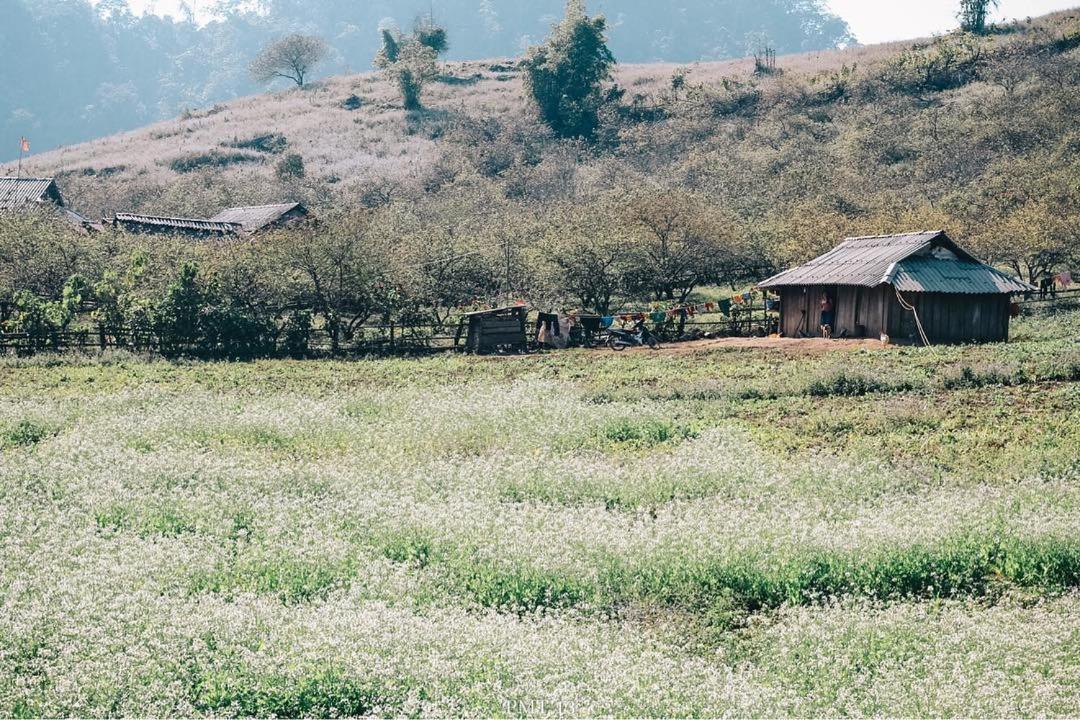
<box><xmin>109</xmin><ymin>202</ymin><xmax>310</xmax><ymax>239</ymax></box>
<box><xmin>110</xmin><ymin>213</ymin><xmax>243</xmax><ymax>239</ymax></box>
<box><xmin>757</xmin><ymin>231</ymin><xmax>1035</xmax><ymax>344</ymax></box>
<box><xmin>209</xmin><ymin>202</ymin><xmax>309</xmax><ymax>234</ymax></box>
<box><xmin>0</xmin><ymin>177</ymin><xmax>98</xmax><ymax>232</ymax></box>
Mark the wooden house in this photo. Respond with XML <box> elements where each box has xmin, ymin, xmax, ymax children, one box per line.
<box><xmin>109</xmin><ymin>202</ymin><xmax>310</xmax><ymax>239</ymax></box>
<box><xmin>457</xmin><ymin>306</ymin><xmax>528</xmax><ymax>354</ymax></box>
<box><xmin>0</xmin><ymin>176</ymin><xmax>98</xmax><ymax>232</ymax></box>
<box><xmin>758</xmin><ymin>231</ymin><xmax>1035</xmax><ymax>344</ymax></box>
<box><xmin>110</xmin><ymin>213</ymin><xmax>243</xmax><ymax>239</ymax></box>
<box><xmin>0</xmin><ymin>177</ymin><xmax>64</xmax><ymax>209</ymax></box>
<box><xmin>209</xmin><ymin>203</ymin><xmax>310</xmax><ymax>234</ymax></box>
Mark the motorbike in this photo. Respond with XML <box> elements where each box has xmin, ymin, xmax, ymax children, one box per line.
<box><xmin>607</xmin><ymin>320</ymin><xmax>661</xmax><ymax>351</ymax></box>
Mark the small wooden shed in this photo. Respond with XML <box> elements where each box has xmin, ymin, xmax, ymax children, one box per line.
<box><xmin>758</xmin><ymin>231</ymin><xmax>1035</xmax><ymax>344</ymax></box>
<box><xmin>458</xmin><ymin>306</ymin><xmax>528</xmax><ymax>354</ymax></box>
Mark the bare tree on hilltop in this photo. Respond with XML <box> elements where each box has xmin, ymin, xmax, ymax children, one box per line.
<box><xmin>250</xmin><ymin>33</ymin><xmax>330</xmax><ymax>88</ymax></box>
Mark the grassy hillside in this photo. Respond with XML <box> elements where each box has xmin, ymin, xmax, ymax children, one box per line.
<box><xmin>5</xmin><ymin>44</ymin><xmax>914</xmax><ymax>218</ymax></box>
<box><xmin>6</xmin><ymin>8</ymin><xmax>1077</xmax><ymax>283</ymax></box>
<box><xmin>1</xmin><ymin>9</ymin><xmax>1077</xmax><ymax>344</ymax></box>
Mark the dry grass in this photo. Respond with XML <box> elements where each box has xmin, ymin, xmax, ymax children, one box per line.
<box><xmin>0</xmin><ymin>29</ymin><xmax>939</xmax><ymax>218</ymax></box>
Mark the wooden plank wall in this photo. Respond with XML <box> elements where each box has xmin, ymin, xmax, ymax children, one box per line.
<box><xmin>779</xmin><ymin>285</ymin><xmax>892</xmax><ymax>338</ymax></box>
<box><xmin>888</xmin><ymin>293</ymin><xmax>1009</xmax><ymax>343</ymax></box>
<box><xmin>780</xmin><ymin>286</ymin><xmax>1011</xmax><ymax>343</ymax></box>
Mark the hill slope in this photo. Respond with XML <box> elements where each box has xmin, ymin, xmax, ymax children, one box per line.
<box><xmin>1</xmin><ymin>0</ymin><xmax>852</xmax><ymax>156</ymax></box>
<box><xmin>4</xmin><ymin>9</ymin><xmax>1079</xmax><ymax>281</ymax></box>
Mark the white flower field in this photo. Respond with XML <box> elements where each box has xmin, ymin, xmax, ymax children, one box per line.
<box><xmin>1</xmin><ymin>311</ymin><xmax>1078</xmax><ymax>716</ymax></box>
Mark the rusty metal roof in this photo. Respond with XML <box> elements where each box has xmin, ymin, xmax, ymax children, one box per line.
<box><xmin>0</xmin><ymin>177</ymin><xmax>62</xmax><ymax>209</ymax></box>
<box><xmin>209</xmin><ymin>202</ymin><xmax>306</xmax><ymax>232</ymax></box>
<box><xmin>462</xmin><ymin>305</ymin><xmax>527</xmax><ymax>317</ymax></box>
<box><xmin>758</xmin><ymin>231</ymin><xmax>1033</xmax><ymax>294</ymax></box>
<box><xmin>113</xmin><ymin>213</ymin><xmax>242</xmax><ymax>235</ymax></box>
<box><xmin>889</xmin><ymin>257</ymin><xmax>1034</xmax><ymax>294</ymax></box>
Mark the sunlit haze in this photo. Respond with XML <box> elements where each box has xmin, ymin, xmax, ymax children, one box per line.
<box><xmin>116</xmin><ymin>0</ymin><xmax>1079</xmax><ymax>44</ymax></box>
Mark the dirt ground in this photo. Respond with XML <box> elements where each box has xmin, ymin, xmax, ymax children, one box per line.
<box><xmin>602</xmin><ymin>336</ymin><xmax>890</xmax><ymax>356</ymax></box>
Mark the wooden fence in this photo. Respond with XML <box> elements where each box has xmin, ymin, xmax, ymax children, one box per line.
<box><xmin>0</xmin><ymin>303</ymin><xmax>780</xmax><ymax>356</ymax></box>
<box><xmin>1017</xmin><ymin>287</ymin><xmax>1080</xmax><ymax>306</ymax></box>
<box><xmin>0</xmin><ymin>322</ymin><xmax>462</xmax><ymax>355</ymax></box>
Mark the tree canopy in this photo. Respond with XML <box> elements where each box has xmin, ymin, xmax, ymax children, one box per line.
<box><xmin>523</xmin><ymin>1</ymin><xmax>617</xmax><ymax>139</ymax></box>
<box><xmin>250</xmin><ymin>34</ymin><xmax>330</xmax><ymax>88</ymax></box>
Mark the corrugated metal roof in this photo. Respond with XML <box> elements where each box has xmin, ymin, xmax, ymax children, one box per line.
<box><xmin>758</xmin><ymin>231</ymin><xmax>1032</xmax><ymax>294</ymax></box>
<box><xmin>0</xmin><ymin>177</ymin><xmax>61</xmax><ymax>209</ymax></box>
<box><xmin>113</xmin><ymin>213</ymin><xmax>242</xmax><ymax>235</ymax></box>
<box><xmin>889</xmin><ymin>257</ymin><xmax>1034</xmax><ymax>294</ymax></box>
<box><xmin>759</xmin><ymin>231</ymin><xmax>946</xmax><ymax>288</ymax></box>
<box><xmin>463</xmin><ymin>305</ymin><xmax>527</xmax><ymax>317</ymax></box>
<box><xmin>209</xmin><ymin>203</ymin><xmax>305</xmax><ymax>232</ymax></box>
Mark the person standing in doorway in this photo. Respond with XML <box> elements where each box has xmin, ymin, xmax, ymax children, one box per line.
<box><xmin>820</xmin><ymin>292</ymin><xmax>835</xmax><ymax>338</ymax></box>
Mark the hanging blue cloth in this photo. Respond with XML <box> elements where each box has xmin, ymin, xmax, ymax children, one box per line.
<box><xmin>600</xmin><ymin>316</ymin><xmax>615</xmax><ymax>329</ymax></box>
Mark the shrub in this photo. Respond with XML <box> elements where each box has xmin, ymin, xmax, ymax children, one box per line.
<box><xmin>942</xmin><ymin>363</ymin><xmax>1027</xmax><ymax>390</ymax></box>
<box><xmin>340</xmin><ymin>94</ymin><xmax>363</xmax><ymax>110</ymax></box>
<box><xmin>1</xmin><ymin>419</ymin><xmax>54</xmax><ymax>449</ymax></box>
<box><xmin>805</xmin><ymin>369</ymin><xmax>913</xmax><ymax>397</ymax></box>
<box><xmin>880</xmin><ymin>35</ymin><xmax>984</xmax><ymax>97</ymax></box>
<box><xmin>203</xmin><ymin>303</ymin><xmax>277</xmax><ymax>360</ymax></box>
<box><xmin>1038</xmin><ymin>353</ymin><xmax>1080</xmax><ymax>382</ymax></box>
<box><xmin>281</xmin><ymin>309</ymin><xmax>313</xmax><ymax>358</ymax></box>
<box><xmin>78</xmin><ymin>165</ymin><xmax>127</xmax><ymax>177</ymax></box>
<box><xmin>223</xmin><ymin>133</ymin><xmax>288</xmax><ymax>154</ymax></box>
<box><xmin>812</xmin><ymin>64</ymin><xmax>857</xmax><ymax>104</ymax></box>
<box><xmin>275</xmin><ymin>153</ymin><xmax>305</xmax><ymax>180</ymax></box>
<box><xmin>169</xmin><ymin>151</ymin><xmax>260</xmax><ymax>173</ymax></box>
<box><xmin>600</xmin><ymin>418</ymin><xmax>697</xmax><ymax>447</ymax></box>
<box><xmin>705</xmin><ymin>78</ymin><xmax>761</xmax><ymax>116</ymax></box>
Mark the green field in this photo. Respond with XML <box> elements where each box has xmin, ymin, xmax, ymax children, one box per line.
<box><xmin>1</xmin><ymin>309</ymin><xmax>1078</xmax><ymax>717</ymax></box>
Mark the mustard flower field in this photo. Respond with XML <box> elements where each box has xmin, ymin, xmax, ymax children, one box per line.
<box><xmin>1</xmin><ymin>310</ymin><xmax>1078</xmax><ymax>717</ymax></box>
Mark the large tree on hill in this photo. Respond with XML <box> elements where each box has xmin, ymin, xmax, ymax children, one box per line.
<box><xmin>375</xmin><ymin>21</ymin><xmax>444</xmax><ymax>111</ymax></box>
<box><xmin>522</xmin><ymin>0</ymin><xmax>617</xmax><ymax>140</ymax></box>
<box><xmin>959</xmin><ymin>0</ymin><xmax>999</xmax><ymax>34</ymax></box>
<box><xmin>250</xmin><ymin>33</ymin><xmax>329</xmax><ymax>88</ymax></box>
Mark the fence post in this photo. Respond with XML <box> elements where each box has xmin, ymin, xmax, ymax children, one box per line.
<box><xmin>389</xmin><ymin>322</ymin><xmax>395</xmax><ymax>352</ymax></box>
<box><xmin>98</xmin><ymin>324</ymin><xmax>106</xmax><ymax>351</ymax></box>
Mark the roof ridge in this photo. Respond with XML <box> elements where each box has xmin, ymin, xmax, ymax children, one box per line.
<box><xmin>0</xmin><ymin>176</ymin><xmax>55</xmax><ymax>182</ymax></box>
<box><xmin>116</xmin><ymin>211</ymin><xmax>235</xmax><ymax>221</ymax></box>
<box><xmin>220</xmin><ymin>202</ymin><xmax>298</xmax><ymax>209</ymax></box>
<box><xmin>844</xmin><ymin>230</ymin><xmax>943</xmax><ymax>241</ymax></box>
